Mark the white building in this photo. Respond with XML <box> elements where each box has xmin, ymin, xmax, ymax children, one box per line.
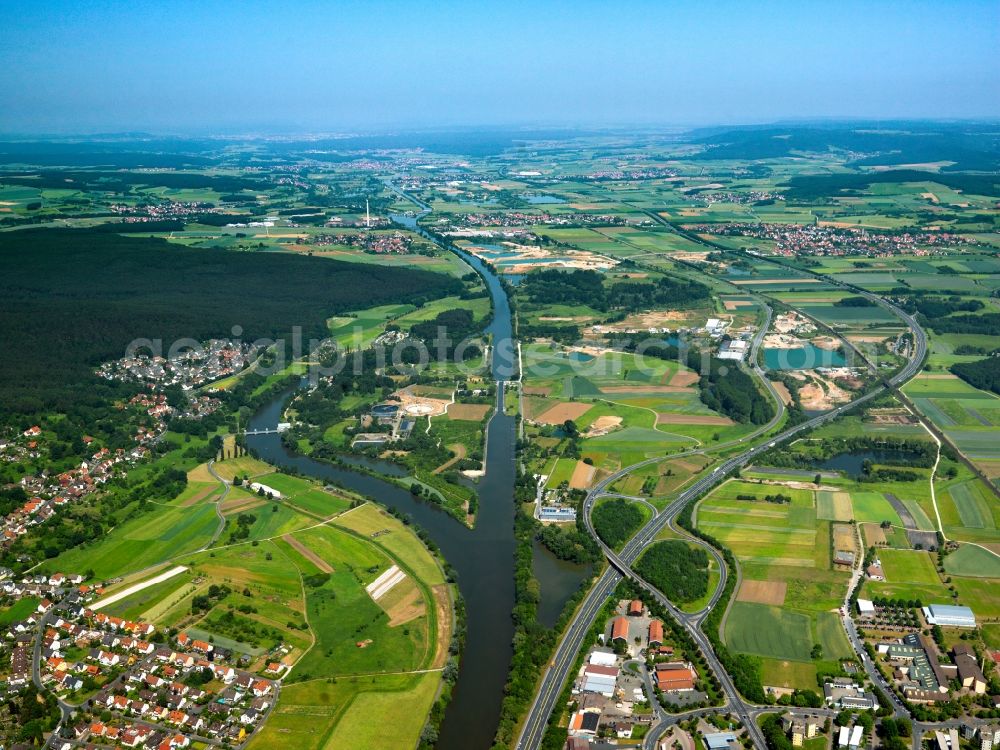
<box><xmin>581</xmin><ymin>664</ymin><xmax>618</xmax><ymax>697</ymax></box>
<box><xmin>588</xmin><ymin>650</ymin><xmax>617</xmax><ymax>668</ymax></box>
<box><xmin>717</xmin><ymin>339</ymin><xmax>749</xmax><ymax>361</ymax></box>
<box><xmin>849</xmin><ymin>726</ymin><xmax>863</xmax><ymax>748</ymax></box>
<box><xmin>923</xmin><ymin>604</ymin><xmax>976</xmax><ymax>628</ymax></box>
<box><xmin>857</xmin><ymin>599</ymin><xmax>875</xmax><ymax>617</ymax></box>
<box><xmin>248</xmin><ymin>482</ymin><xmax>282</xmax><ymax>499</ymax></box>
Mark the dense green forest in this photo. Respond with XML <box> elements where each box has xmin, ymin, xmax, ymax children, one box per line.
<box><xmin>0</xmin><ymin>169</ymin><xmax>265</xmax><ymax>192</ymax></box>
<box><xmin>591</xmin><ymin>498</ymin><xmax>645</xmax><ymax>548</ymax></box>
<box><xmin>688</xmin><ymin>351</ymin><xmax>775</xmax><ymax>424</ymax></box>
<box><xmin>0</xmin><ymin>228</ymin><xmax>461</xmax><ymax>420</ymax></box>
<box><xmin>408</xmin><ymin>307</ymin><xmax>485</xmax><ymax>359</ymax></box>
<box><xmin>903</xmin><ymin>295</ymin><xmax>983</xmax><ymax>319</ymax></box>
<box><xmin>634</xmin><ymin>540</ymin><xmax>709</xmax><ymax>603</ymax></box>
<box><xmin>520</xmin><ymin>268</ymin><xmax>709</xmax><ymax>313</ymax></box>
<box><xmin>834</xmin><ymin>296</ymin><xmax>875</xmax><ymax>307</ymax></box>
<box><xmin>926</xmin><ymin>312</ymin><xmax>1000</xmax><ymax>336</ymax></box>
<box><xmin>951</xmin><ymin>356</ymin><xmax>1000</xmax><ymax>396</ymax></box>
<box><xmin>783</xmin><ymin>170</ymin><xmax>1000</xmax><ymax>200</ymax></box>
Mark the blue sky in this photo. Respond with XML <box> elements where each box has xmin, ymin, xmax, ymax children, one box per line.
<box><xmin>0</xmin><ymin>0</ymin><xmax>997</xmax><ymax>133</ymax></box>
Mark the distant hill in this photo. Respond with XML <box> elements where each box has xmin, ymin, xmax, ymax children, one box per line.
<box><xmin>685</xmin><ymin>122</ymin><xmax>1000</xmax><ymax>171</ymax></box>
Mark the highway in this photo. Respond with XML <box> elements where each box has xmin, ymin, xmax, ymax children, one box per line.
<box><xmin>516</xmin><ymin>282</ymin><xmax>927</xmax><ymax>750</ymax></box>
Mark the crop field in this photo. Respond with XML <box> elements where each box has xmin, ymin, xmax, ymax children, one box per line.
<box><xmin>333</xmin><ymin>503</ymin><xmax>445</xmax><ymax>586</ymax></box>
<box><xmin>247</xmin><ymin>670</ymin><xmax>437</xmax><ymax>750</ymax></box>
<box><xmin>849</xmin><ymin>491</ymin><xmax>903</xmax><ymax>525</ymax></box>
<box><xmin>798</xmin><ymin>303</ymin><xmax>899</xmax><ymax>325</ymax></box>
<box><xmin>251</xmin><ymin>472</ymin><xmax>354</xmax><ymax>518</ymax></box>
<box><xmin>701</xmin><ymin>475</ymin><xmax>858</xmax><ymax>689</ymax></box>
<box><xmin>945</xmin><ymin>480</ymin><xmax>998</xmax><ymax>530</ymax></box>
<box><xmin>951</xmin><ymin>576</ymin><xmax>1000</xmax><ymax>618</ymax></box>
<box><xmin>53</xmin><ymin>500</ymin><xmax>219</xmax><ymax>580</ymax></box>
<box><xmin>725</xmin><ymin>602</ymin><xmax>811</xmax><ymax>661</ymax></box>
<box><xmin>945</xmin><ymin>430</ymin><xmax>1000</xmax><ymax>461</ymax></box>
<box><xmin>815</xmin><ymin>611</ymin><xmax>854</xmax><ymax>660</ymax></box>
<box><xmin>759</xmin><ymin>658</ymin><xmax>817</xmax><ymax>691</ymax></box>
<box><xmin>943</xmin><ymin>544</ymin><xmax>1000</xmax><ymax>578</ymax></box>
<box><xmin>223</xmin><ymin>501</ymin><xmax>314</xmax><ymax>542</ymax></box>
<box><xmin>283</xmin><ymin>523</ymin><xmax>434</xmax><ymax>679</ymax></box>
<box><xmin>101</xmin><ymin>570</ymin><xmax>195</xmax><ymax>620</ymax></box>
<box><xmin>816</xmin><ymin>491</ymin><xmax>853</xmax><ymax>522</ymax></box>
<box><xmin>878</xmin><ymin>549</ymin><xmax>940</xmax><ymax>585</ymax></box>
<box><xmin>212</xmin><ymin>455</ymin><xmax>275</xmax><ymax>481</ymax></box>
<box><xmin>327</xmin><ymin>302</ymin><xmax>416</xmax><ymax>347</ymax></box>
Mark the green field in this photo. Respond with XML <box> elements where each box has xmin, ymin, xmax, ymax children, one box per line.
<box><xmin>53</xmin><ymin>500</ymin><xmax>219</xmax><ymax>579</ymax></box>
<box><xmin>725</xmin><ymin>602</ymin><xmax>812</xmax><ymax>661</ymax></box>
<box><xmin>284</xmin><ymin>524</ymin><xmax>431</xmax><ymax>679</ymax></box>
<box><xmin>249</xmin><ymin>472</ymin><xmax>353</xmax><ymax>518</ymax></box>
<box><xmin>878</xmin><ymin>549</ymin><xmax>941</xmax><ymax>585</ymax></box>
<box><xmin>248</xmin><ymin>673</ymin><xmax>439</xmax><ymax>750</ymax></box>
<box><xmin>943</xmin><ymin>544</ymin><xmax>1000</xmax><ymax>578</ymax></box>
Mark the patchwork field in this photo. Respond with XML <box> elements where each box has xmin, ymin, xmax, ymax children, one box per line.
<box><xmin>701</xmin><ymin>476</ymin><xmax>855</xmax><ymax>690</ymax></box>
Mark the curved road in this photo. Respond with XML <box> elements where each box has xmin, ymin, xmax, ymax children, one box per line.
<box><xmin>516</xmin><ymin>284</ymin><xmax>927</xmax><ymax>750</ymax></box>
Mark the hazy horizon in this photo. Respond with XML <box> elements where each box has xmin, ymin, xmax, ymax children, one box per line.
<box><xmin>2</xmin><ymin>0</ymin><xmax>998</xmax><ymax>134</ymax></box>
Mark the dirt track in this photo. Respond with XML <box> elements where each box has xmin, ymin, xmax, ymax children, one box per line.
<box><xmin>433</xmin><ymin>444</ymin><xmax>467</xmax><ymax>475</ymax></box>
<box><xmin>283</xmin><ymin>534</ymin><xmax>333</xmax><ymax>573</ymax></box>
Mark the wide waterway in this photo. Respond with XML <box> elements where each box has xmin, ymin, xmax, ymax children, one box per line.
<box><xmin>247</xmin><ymin>206</ymin><xmax>587</xmax><ymax>749</ymax></box>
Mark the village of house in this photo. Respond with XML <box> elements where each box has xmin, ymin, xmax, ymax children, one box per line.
<box><xmin>1</xmin><ymin>567</ymin><xmax>280</xmax><ymax>749</ymax></box>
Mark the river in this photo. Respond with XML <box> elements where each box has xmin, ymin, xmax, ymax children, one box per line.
<box><xmin>246</xmin><ymin>205</ymin><xmax>587</xmax><ymax>749</ymax></box>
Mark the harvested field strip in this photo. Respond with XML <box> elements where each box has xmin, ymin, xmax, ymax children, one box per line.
<box><xmin>283</xmin><ymin>534</ymin><xmax>333</xmax><ymax>574</ymax></box>
<box><xmin>221</xmin><ymin>496</ymin><xmax>267</xmax><ymax>514</ymax></box>
<box><xmin>536</xmin><ymin>401</ymin><xmax>593</xmax><ymax>425</ymax></box>
<box><xmin>446</xmin><ymin>403</ymin><xmax>491</xmax><ymax>421</ymax></box>
<box><xmin>816</xmin><ymin>491</ymin><xmax>853</xmax><ymax>522</ymax></box>
<box><xmin>378</xmin><ymin>577</ymin><xmax>425</xmax><ymax>627</ymax></box>
<box><xmin>736</xmin><ymin>579</ymin><xmax>787</xmax><ymax>605</ymax></box>
<box><xmin>656</xmin><ymin>413</ymin><xmax>734</xmax><ymax>425</ymax></box>
<box><xmin>699</xmin><ymin>505</ymin><xmax>786</xmax><ymax>519</ymax></box>
<box><xmin>861</xmin><ymin>523</ymin><xmax>887</xmax><ymax>546</ymax></box>
<box><xmin>669</xmin><ymin>370</ymin><xmax>700</xmax><ymax>387</ymax></box>
<box><xmin>833</xmin><ymin>523</ymin><xmax>858</xmax><ymax>555</ymax></box>
<box><xmin>430</xmin><ymin>585</ymin><xmax>452</xmax><ymax>669</ymax></box>
<box><xmin>738</xmin><ymin>556</ymin><xmax>815</xmax><ymax>567</ymax></box>
<box><xmin>599</xmin><ymin>385</ymin><xmax>696</xmax><ymax>394</ymax></box>
<box><xmin>180</xmin><ymin>484</ymin><xmax>219</xmax><ymax>506</ymax></box>
<box><xmin>569</xmin><ymin>461</ymin><xmax>596</xmax><ymax>489</ymax></box>
<box><xmin>94</xmin><ymin>566</ymin><xmax>188</xmax><ymax>610</ymax></box>
<box><xmin>702</xmin><ymin>521</ymin><xmax>814</xmax><ymax>534</ymax></box>
<box><xmin>770</xmin><ymin>381</ymin><xmax>793</xmax><ymax>406</ymax></box>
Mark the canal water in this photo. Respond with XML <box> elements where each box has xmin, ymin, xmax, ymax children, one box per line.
<box><xmin>246</xmin><ymin>202</ymin><xmax>587</xmax><ymax>749</ymax></box>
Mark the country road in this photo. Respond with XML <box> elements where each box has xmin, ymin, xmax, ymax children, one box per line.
<box><xmin>515</xmin><ymin>261</ymin><xmax>928</xmax><ymax>750</ymax></box>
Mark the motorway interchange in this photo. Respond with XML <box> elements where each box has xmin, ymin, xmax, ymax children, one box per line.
<box><xmin>517</xmin><ymin>269</ymin><xmax>931</xmax><ymax>750</ymax></box>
